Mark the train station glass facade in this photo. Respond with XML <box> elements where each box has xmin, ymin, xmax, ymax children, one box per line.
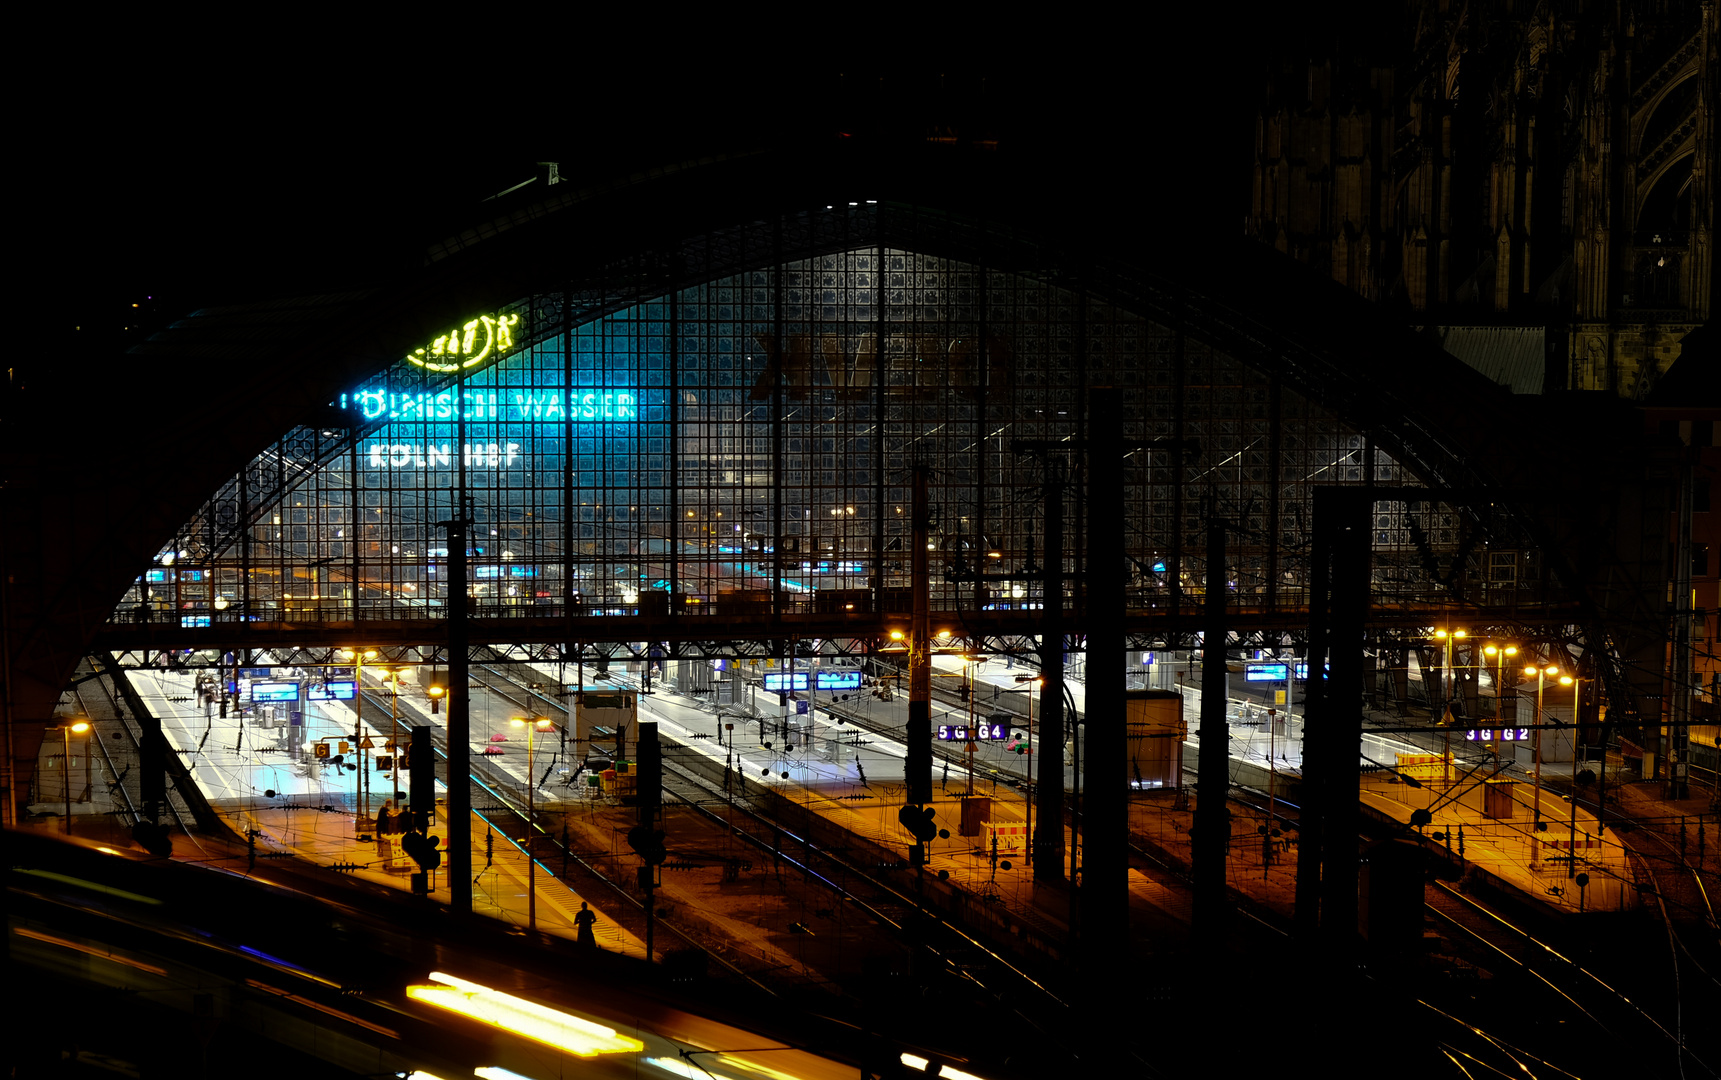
<box><xmin>121</xmin><ymin>237</ymin><xmax>1460</xmax><ymax>630</ymax></box>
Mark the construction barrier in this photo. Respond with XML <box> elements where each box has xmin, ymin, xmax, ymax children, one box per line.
<box><xmin>984</xmin><ymin>821</ymin><xmax>1028</xmax><ymax>854</ymax></box>
<box><xmin>1395</xmin><ymin>752</ymin><xmax>1452</xmax><ymax>782</ymax></box>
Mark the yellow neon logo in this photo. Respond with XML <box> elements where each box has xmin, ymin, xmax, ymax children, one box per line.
<box><xmin>407</xmin><ymin>313</ymin><xmax>521</xmax><ymax>373</ymax></box>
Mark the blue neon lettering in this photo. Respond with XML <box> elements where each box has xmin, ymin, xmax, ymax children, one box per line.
<box><xmin>349</xmin><ymin>387</ymin><xmax>637</xmax><ymax>422</ymax></box>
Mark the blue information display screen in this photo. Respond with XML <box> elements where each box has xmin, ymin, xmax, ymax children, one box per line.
<box><xmin>251</xmin><ymin>681</ymin><xmax>301</xmax><ymax>702</ymax></box>
<box><xmin>307</xmin><ymin>681</ymin><xmax>357</xmax><ymax>701</ymax></box>
<box><xmin>815</xmin><ymin>670</ymin><xmax>863</xmax><ymax>690</ymax></box>
<box><xmin>763</xmin><ymin>672</ymin><xmax>810</xmax><ymax>692</ymax></box>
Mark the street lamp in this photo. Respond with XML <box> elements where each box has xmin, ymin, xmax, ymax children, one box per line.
<box><xmin>1558</xmin><ymin>672</ymin><xmax>1587</xmax><ymax>878</ymax></box>
<box><xmin>51</xmin><ymin>720</ymin><xmax>91</xmax><ymax>833</ymax></box>
<box><xmin>388</xmin><ymin>668</ymin><xmax>403</xmax><ymax>800</ymax></box>
<box><xmin>1524</xmin><ymin>662</ymin><xmax>1560</xmax><ymax>837</ymax></box>
<box><xmin>1558</xmin><ymin>671</ymin><xmax>1586</xmax><ymax>760</ymax></box>
<box><xmin>1483</xmin><ymin>643</ymin><xmax>1519</xmax><ymax>724</ymax></box>
<box><xmin>339</xmin><ymin>648</ymin><xmax>379</xmax><ymax>823</ymax></box>
<box><xmin>1013</xmin><ymin>674</ymin><xmax>1040</xmax><ymax>864</ymax></box>
<box><xmin>1432</xmin><ymin>629</ymin><xmax>1467</xmax><ymax>715</ymax></box>
<box><xmin>959</xmin><ymin>654</ymin><xmax>987</xmax><ymax>794</ymax></box>
<box><xmin>510</xmin><ymin>715</ymin><xmax>553</xmax><ymax>931</ymax></box>
<box><xmin>1433</xmin><ymin>628</ymin><xmax>1467</xmax><ymax>784</ymax></box>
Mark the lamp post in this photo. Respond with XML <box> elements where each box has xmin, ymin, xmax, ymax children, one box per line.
<box><xmin>511</xmin><ymin>715</ymin><xmax>552</xmax><ymax>931</ymax></box>
<box><xmin>1434</xmin><ymin>628</ymin><xmax>1467</xmax><ymax>785</ymax></box>
<box><xmin>1558</xmin><ymin>673</ymin><xmax>1586</xmax><ymax>878</ymax></box>
<box><xmin>53</xmin><ymin>720</ymin><xmax>91</xmax><ymax>833</ymax></box>
<box><xmin>1525</xmin><ymin>662</ymin><xmax>1559</xmax><ymax>838</ymax></box>
<box><xmin>961</xmin><ymin>654</ymin><xmax>986</xmax><ymax>795</ymax></box>
<box><xmin>1483</xmin><ymin>643</ymin><xmax>1519</xmax><ymax>724</ymax></box>
<box><xmin>1559</xmin><ymin>671</ymin><xmax>1585</xmax><ymax>761</ymax></box>
<box><xmin>1433</xmin><ymin>628</ymin><xmax>1467</xmax><ymax>711</ymax></box>
<box><xmin>340</xmin><ymin>648</ymin><xmax>379</xmax><ymax>824</ymax></box>
<box><xmin>1014</xmin><ymin>673</ymin><xmax>1040</xmax><ymax>865</ymax></box>
<box><xmin>389</xmin><ymin>668</ymin><xmax>402</xmax><ymax>799</ymax></box>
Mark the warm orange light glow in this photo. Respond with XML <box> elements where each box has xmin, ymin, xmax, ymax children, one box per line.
<box><xmin>407</xmin><ymin>972</ymin><xmax>644</xmax><ymax>1057</ymax></box>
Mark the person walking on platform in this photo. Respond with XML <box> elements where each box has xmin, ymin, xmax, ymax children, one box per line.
<box><xmin>375</xmin><ymin>800</ymin><xmax>397</xmax><ymax>864</ymax></box>
<box><xmin>575</xmin><ymin>902</ymin><xmax>598</xmax><ymax>949</ymax></box>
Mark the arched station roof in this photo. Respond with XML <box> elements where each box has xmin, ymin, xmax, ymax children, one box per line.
<box><xmin>4</xmin><ymin>139</ymin><xmax>1628</xmax><ymax>765</ymax></box>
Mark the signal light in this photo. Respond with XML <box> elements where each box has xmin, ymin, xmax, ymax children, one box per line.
<box><xmin>627</xmin><ymin>825</ymin><xmax>667</xmax><ymax>865</ymax></box>
<box><xmin>131</xmin><ymin>821</ymin><xmax>173</xmax><ymax>858</ymax></box>
<box><xmin>897</xmin><ymin>804</ymin><xmax>938</xmax><ymax>843</ymax></box>
<box><xmin>400</xmin><ymin>831</ymin><xmax>443</xmax><ymax>871</ymax></box>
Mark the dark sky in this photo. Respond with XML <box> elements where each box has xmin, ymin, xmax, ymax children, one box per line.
<box><xmin>22</xmin><ymin>21</ymin><xmax>1316</xmax><ymax>401</ymax></box>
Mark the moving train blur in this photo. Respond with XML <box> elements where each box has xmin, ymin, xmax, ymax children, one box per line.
<box><xmin>8</xmin><ymin>829</ymin><xmax>1038</xmax><ymax>1079</ymax></box>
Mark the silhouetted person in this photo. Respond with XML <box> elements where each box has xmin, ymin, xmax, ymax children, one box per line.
<box><xmin>575</xmin><ymin>902</ymin><xmax>598</xmax><ymax>948</ymax></box>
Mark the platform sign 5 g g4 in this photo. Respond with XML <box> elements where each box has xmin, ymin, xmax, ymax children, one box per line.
<box><xmin>937</xmin><ymin>722</ymin><xmax>1008</xmax><ymax>741</ymax></box>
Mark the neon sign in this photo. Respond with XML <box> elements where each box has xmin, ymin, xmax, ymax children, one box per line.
<box><xmin>344</xmin><ymin>388</ymin><xmax>639</xmax><ymax>423</ymax></box>
<box><xmin>367</xmin><ymin>442</ymin><xmax>522</xmax><ymax>469</ymax></box>
<box><xmin>407</xmin><ymin>313</ymin><xmax>521</xmax><ymax>373</ymax></box>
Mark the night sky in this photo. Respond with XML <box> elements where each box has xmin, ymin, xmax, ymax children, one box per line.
<box><xmin>41</xmin><ymin>5</ymin><xmax>1712</xmax><ymax>438</ymax></box>
<box><xmin>19</xmin><ymin>16</ymin><xmax>1357</xmax><ymax>430</ymax></box>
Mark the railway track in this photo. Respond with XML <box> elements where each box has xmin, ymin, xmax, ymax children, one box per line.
<box><xmin>458</xmin><ymin>663</ymin><xmax>1081</xmax><ymax>1039</ymax></box>
<box><xmin>1422</xmin><ymin>878</ymin><xmax>1712</xmax><ymax>1078</ymax></box>
<box><xmin>72</xmin><ymin>658</ymin><xmax>209</xmax><ymax>859</ymax></box>
<box><xmin>388</xmin><ymin>685</ymin><xmax>779</xmax><ymax>995</ymax></box>
<box><xmin>1610</xmin><ymin>819</ymin><xmax>1721</xmax><ymax>1080</ymax></box>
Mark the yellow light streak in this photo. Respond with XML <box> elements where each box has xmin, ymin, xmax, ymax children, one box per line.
<box><xmin>899</xmin><ymin>1053</ymin><xmax>987</xmax><ymax>1080</ymax></box>
<box><xmin>245</xmin><ymin>979</ymin><xmax>399</xmax><ymax>1039</ymax></box>
<box><xmin>646</xmin><ymin>1058</ymin><xmax>734</xmax><ymax>1079</ymax></box>
<box><xmin>13</xmin><ymin>868</ymin><xmax>161</xmax><ymax>906</ymax></box>
<box><xmin>14</xmin><ymin>927</ymin><xmax>166</xmax><ymax>976</ymax></box>
<box><xmin>406</xmin><ymin>972</ymin><xmax>644</xmax><ymax>1058</ymax></box>
<box><xmin>718</xmin><ymin>1053</ymin><xmax>809</xmax><ymax>1080</ymax></box>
